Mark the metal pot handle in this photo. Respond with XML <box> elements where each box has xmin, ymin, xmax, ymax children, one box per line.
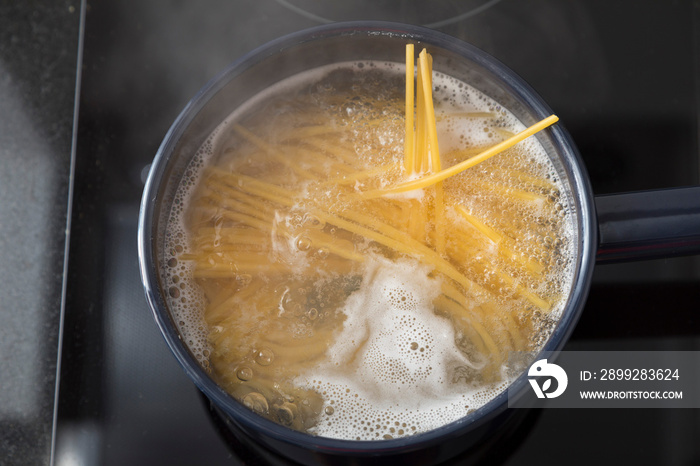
<box><xmin>595</xmin><ymin>186</ymin><xmax>700</xmax><ymax>263</ymax></box>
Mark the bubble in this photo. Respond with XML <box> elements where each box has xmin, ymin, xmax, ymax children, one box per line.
<box><xmin>277</xmin><ymin>403</ymin><xmax>296</xmax><ymax>425</ymax></box>
<box><xmin>255</xmin><ymin>347</ymin><xmax>275</xmax><ymax>366</ymax></box>
<box><xmin>242</xmin><ymin>392</ymin><xmax>269</xmax><ymax>414</ymax></box>
<box><xmin>304</xmin><ymin>214</ymin><xmax>325</xmax><ymax>229</ymax></box>
<box><xmin>324</xmin><ymin>406</ymin><xmax>335</xmax><ymax>415</ymax></box>
<box><xmin>296</xmin><ymin>236</ymin><xmax>312</xmax><ymax>251</ymax></box>
<box><xmin>237</xmin><ymin>366</ymin><xmax>253</xmax><ymax>381</ymax></box>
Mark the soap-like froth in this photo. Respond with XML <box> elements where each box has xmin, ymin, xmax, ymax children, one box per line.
<box><xmin>296</xmin><ymin>256</ymin><xmax>500</xmax><ymax>440</ymax></box>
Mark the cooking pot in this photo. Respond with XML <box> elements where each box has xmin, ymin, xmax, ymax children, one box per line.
<box><xmin>138</xmin><ymin>22</ymin><xmax>700</xmax><ymax>465</ymax></box>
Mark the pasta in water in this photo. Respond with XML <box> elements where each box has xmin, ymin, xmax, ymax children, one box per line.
<box><xmin>161</xmin><ymin>46</ymin><xmax>575</xmax><ymax>440</ymax></box>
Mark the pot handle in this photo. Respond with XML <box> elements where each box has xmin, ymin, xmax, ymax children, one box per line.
<box><xmin>595</xmin><ymin>186</ymin><xmax>700</xmax><ymax>263</ymax></box>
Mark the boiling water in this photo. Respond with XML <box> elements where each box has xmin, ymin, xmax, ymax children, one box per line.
<box><xmin>160</xmin><ymin>61</ymin><xmax>575</xmax><ymax>440</ymax></box>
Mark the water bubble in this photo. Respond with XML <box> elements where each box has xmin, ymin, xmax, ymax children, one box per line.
<box><xmin>237</xmin><ymin>366</ymin><xmax>253</xmax><ymax>381</ymax></box>
<box><xmin>296</xmin><ymin>236</ymin><xmax>312</xmax><ymax>251</ymax></box>
<box><xmin>255</xmin><ymin>347</ymin><xmax>275</xmax><ymax>366</ymax></box>
<box><xmin>307</xmin><ymin>308</ymin><xmax>319</xmax><ymax>320</ymax></box>
<box><xmin>304</xmin><ymin>214</ymin><xmax>325</xmax><ymax>229</ymax></box>
<box><xmin>168</xmin><ymin>286</ymin><xmax>180</xmax><ymax>298</ymax></box>
<box><xmin>242</xmin><ymin>392</ymin><xmax>269</xmax><ymax>414</ymax></box>
<box><xmin>277</xmin><ymin>403</ymin><xmax>296</xmax><ymax>425</ymax></box>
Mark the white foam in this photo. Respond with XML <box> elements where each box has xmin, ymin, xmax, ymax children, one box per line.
<box><xmin>296</xmin><ymin>255</ymin><xmax>500</xmax><ymax>440</ymax></box>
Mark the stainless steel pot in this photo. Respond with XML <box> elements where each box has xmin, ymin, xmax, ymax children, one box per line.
<box><xmin>138</xmin><ymin>21</ymin><xmax>700</xmax><ymax>465</ymax></box>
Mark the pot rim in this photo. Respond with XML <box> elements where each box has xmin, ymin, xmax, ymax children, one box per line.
<box><xmin>138</xmin><ymin>20</ymin><xmax>597</xmax><ymax>457</ymax></box>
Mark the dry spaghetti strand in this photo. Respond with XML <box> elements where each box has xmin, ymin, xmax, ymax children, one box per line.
<box><xmin>360</xmin><ymin>114</ymin><xmax>559</xmax><ymax>199</ymax></box>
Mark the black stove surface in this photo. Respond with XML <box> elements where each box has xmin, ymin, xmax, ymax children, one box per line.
<box><xmin>56</xmin><ymin>1</ymin><xmax>700</xmax><ymax>465</ymax></box>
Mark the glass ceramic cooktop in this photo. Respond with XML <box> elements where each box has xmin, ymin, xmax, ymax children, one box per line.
<box><xmin>54</xmin><ymin>1</ymin><xmax>700</xmax><ymax>464</ymax></box>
